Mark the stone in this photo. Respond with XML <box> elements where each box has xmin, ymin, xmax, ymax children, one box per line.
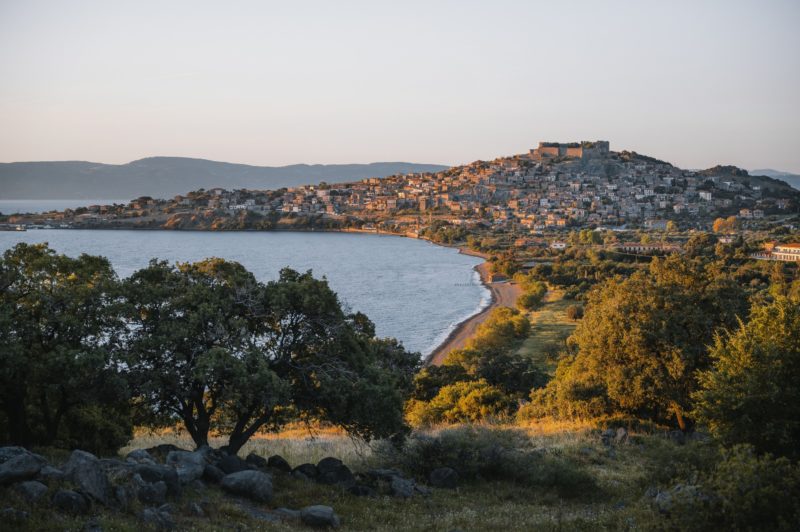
<box><xmin>614</xmin><ymin>427</ymin><xmax>629</xmax><ymax>444</ymax></box>
<box><xmin>165</xmin><ymin>450</ymin><xmax>206</xmax><ymax>484</ymax></box>
<box><xmin>144</xmin><ymin>444</ymin><xmax>184</xmax><ymax>462</ymax></box>
<box><xmin>63</xmin><ymin>450</ymin><xmax>113</xmax><ymax>506</ymax></box>
<box><xmin>52</xmin><ymin>489</ymin><xmax>90</xmax><ymax>514</ymax></box>
<box><xmin>267</xmin><ymin>454</ymin><xmax>292</xmax><ymax>473</ymax></box>
<box><xmin>126</xmin><ymin>449</ymin><xmax>156</xmax><ymax>465</ymax></box>
<box><xmin>134</xmin><ymin>464</ymin><xmax>181</xmax><ymax>497</ymax></box>
<box><xmin>300</xmin><ymin>505</ymin><xmax>340</xmax><ymax>528</ymax></box>
<box><xmin>0</xmin><ymin>507</ymin><xmax>29</xmax><ymax>524</ymax></box>
<box><xmin>15</xmin><ymin>480</ymin><xmax>48</xmax><ymax>501</ymax></box>
<box><xmin>138</xmin><ymin>480</ymin><xmax>167</xmax><ymax>505</ymax></box>
<box><xmin>429</xmin><ymin>467</ymin><xmax>459</xmax><ymax>489</ymax></box>
<box><xmin>141</xmin><ymin>507</ymin><xmax>175</xmax><ymax>530</ymax></box>
<box><xmin>202</xmin><ymin>464</ymin><xmax>225</xmax><ymax>484</ymax></box>
<box><xmin>365</xmin><ymin>468</ymin><xmax>402</xmax><ymax>481</ymax></box>
<box><xmin>39</xmin><ymin>465</ymin><xmax>66</xmax><ymax>482</ymax></box>
<box><xmin>293</xmin><ymin>463</ymin><xmax>319</xmax><ymax>479</ymax></box>
<box><xmin>319</xmin><ymin>464</ymin><xmax>355</xmax><ymax>487</ymax></box>
<box><xmin>414</xmin><ymin>484</ymin><xmax>433</xmax><ymax>497</ymax></box>
<box><xmin>347</xmin><ymin>484</ymin><xmax>377</xmax><ymax>497</ymax></box>
<box><xmin>390</xmin><ymin>476</ymin><xmax>415</xmax><ymax>498</ymax></box>
<box><xmin>316</xmin><ymin>457</ymin><xmax>344</xmax><ymax>476</ymax></box>
<box><xmin>220</xmin><ymin>470</ymin><xmax>273</xmax><ymax>503</ymax></box>
<box><xmin>82</xmin><ymin>517</ymin><xmax>104</xmax><ymax>532</ymax></box>
<box><xmin>217</xmin><ymin>454</ymin><xmax>250</xmax><ymax>474</ymax></box>
<box><xmin>0</xmin><ymin>446</ymin><xmax>30</xmax><ymax>464</ymax></box>
<box><xmin>0</xmin><ymin>452</ymin><xmax>45</xmax><ymax>485</ymax></box>
<box><xmin>275</xmin><ymin>507</ymin><xmax>301</xmax><ymax>520</ymax></box>
<box><xmin>245</xmin><ymin>453</ymin><xmax>268</xmax><ymax>469</ymax></box>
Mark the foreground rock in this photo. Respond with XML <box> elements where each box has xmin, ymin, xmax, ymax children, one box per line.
<box><xmin>220</xmin><ymin>470</ymin><xmax>273</xmax><ymax>502</ymax></box>
<box><xmin>0</xmin><ymin>451</ymin><xmax>45</xmax><ymax>486</ymax></box>
<box><xmin>300</xmin><ymin>505</ymin><xmax>341</xmax><ymax>528</ymax></box>
<box><xmin>63</xmin><ymin>450</ymin><xmax>114</xmax><ymax>506</ymax></box>
<box><xmin>165</xmin><ymin>450</ymin><xmax>206</xmax><ymax>484</ymax></box>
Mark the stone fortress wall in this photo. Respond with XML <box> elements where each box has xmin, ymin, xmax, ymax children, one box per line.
<box><xmin>530</xmin><ymin>141</ymin><xmax>610</xmax><ymax>161</ymax></box>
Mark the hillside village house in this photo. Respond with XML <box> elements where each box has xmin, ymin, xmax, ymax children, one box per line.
<box><xmin>751</xmin><ymin>242</ymin><xmax>800</xmax><ymax>262</ymax></box>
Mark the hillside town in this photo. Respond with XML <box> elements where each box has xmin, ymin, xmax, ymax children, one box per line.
<box><xmin>4</xmin><ymin>142</ymin><xmax>800</xmax><ymax>258</ymax></box>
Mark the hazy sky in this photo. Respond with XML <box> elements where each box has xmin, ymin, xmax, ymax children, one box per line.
<box><xmin>1</xmin><ymin>0</ymin><xmax>798</xmax><ymax>171</ymax></box>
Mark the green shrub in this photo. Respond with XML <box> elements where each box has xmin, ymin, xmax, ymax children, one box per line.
<box><xmin>376</xmin><ymin>426</ymin><xmax>597</xmax><ymax>498</ymax></box>
<box><xmin>660</xmin><ymin>445</ymin><xmax>800</xmax><ymax>531</ymax></box>
<box><xmin>405</xmin><ymin>379</ymin><xmax>514</xmax><ymax>427</ymax></box>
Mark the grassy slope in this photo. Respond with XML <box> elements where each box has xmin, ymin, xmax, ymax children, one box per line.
<box><xmin>515</xmin><ymin>289</ymin><xmax>577</xmax><ymax>375</ymax></box>
<box><xmin>9</xmin><ymin>422</ymin><xmax>708</xmax><ymax>531</ymax></box>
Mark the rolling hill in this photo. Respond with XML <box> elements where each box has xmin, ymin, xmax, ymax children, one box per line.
<box><xmin>0</xmin><ymin>157</ymin><xmax>450</xmax><ymax>200</ymax></box>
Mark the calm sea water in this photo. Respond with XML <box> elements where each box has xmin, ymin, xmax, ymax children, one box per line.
<box><xmin>0</xmin><ymin>199</ymin><xmax>129</xmax><ymax>215</ymax></box>
<box><xmin>0</xmin><ymin>229</ymin><xmax>489</xmax><ymax>356</ymax></box>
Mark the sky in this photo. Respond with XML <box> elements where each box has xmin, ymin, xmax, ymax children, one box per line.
<box><xmin>1</xmin><ymin>0</ymin><xmax>799</xmax><ymax>172</ymax></box>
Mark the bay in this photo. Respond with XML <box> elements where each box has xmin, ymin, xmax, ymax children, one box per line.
<box><xmin>0</xmin><ymin>229</ymin><xmax>490</xmax><ymax>356</ymax></box>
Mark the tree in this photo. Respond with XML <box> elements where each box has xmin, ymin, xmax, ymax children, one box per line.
<box><xmin>122</xmin><ymin>260</ymin><xmax>419</xmax><ymax>453</ymax></box>
<box><xmin>694</xmin><ymin>296</ymin><xmax>800</xmax><ymax>458</ymax></box>
<box><xmin>405</xmin><ymin>379</ymin><xmax>514</xmax><ymax>426</ymax></box>
<box><xmin>0</xmin><ymin>243</ymin><xmax>130</xmax><ymax>451</ymax></box>
<box><xmin>533</xmin><ymin>256</ymin><xmax>747</xmax><ymax>429</ymax></box>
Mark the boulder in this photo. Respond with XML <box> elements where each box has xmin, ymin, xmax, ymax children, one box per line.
<box><xmin>275</xmin><ymin>507</ymin><xmax>301</xmax><ymax>520</ymax></box>
<box><xmin>220</xmin><ymin>470</ymin><xmax>273</xmax><ymax>503</ymax></box>
<box><xmin>38</xmin><ymin>465</ymin><xmax>66</xmax><ymax>482</ymax></box>
<box><xmin>138</xmin><ymin>480</ymin><xmax>167</xmax><ymax>505</ymax></box>
<box><xmin>52</xmin><ymin>489</ymin><xmax>90</xmax><ymax>514</ymax></box>
<box><xmin>267</xmin><ymin>454</ymin><xmax>292</xmax><ymax>473</ymax></box>
<box><xmin>300</xmin><ymin>505</ymin><xmax>340</xmax><ymax>528</ymax></box>
<box><xmin>245</xmin><ymin>453</ymin><xmax>268</xmax><ymax>469</ymax></box>
<box><xmin>134</xmin><ymin>464</ymin><xmax>181</xmax><ymax>497</ymax></box>
<box><xmin>144</xmin><ymin>444</ymin><xmax>184</xmax><ymax>462</ymax></box>
<box><xmin>126</xmin><ymin>449</ymin><xmax>156</xmax><ymax>465</ymax></box>
<box><xmin>430</xmin><ymin>467</ymin><xmax>459</xmax><ymax>489</ymax></box>
<box><xmin>63</xmin><ymin>450</ymin><xmax>113</xmax><ymax>506</ymax></box>
<box><xmin>0</xmin><ymin>507</ymin><xmax>29</xmax><ymax>524</ymax></box>
<box><xmin>141</xmin><ymin>507</ymin><xmax>175</xmax><ymax>530</ymax></box>
<box><xmin>202</xmin><ymin>464</ymin><xmax>225</xmax><ymax>484</ymax></box>
<box><xmin>365</xmin><ymin>468</ymin><xmax>402</xmax><ymax>481</ymax></box>
<box><xmin>0</xmin><ymin>452</ymin><xmax>45</xmax><ymax>486</ymax></box>
<box><xmin>165</xmin><ymin>450</ymin><xmax>206</xmax><ymax>484</ymax></box>
<box><xmin>390</xmin><ymin>476</ymin><xmax>415</xmax><ymax>498</ymax></box>
<box><xmin>614</xmin><ymin>427</ymin><xmax>629</xmax><ymax>444</ymax></box>
<box><xmin>293</xmin><ymin>463</ymin><xmax>319</xmax><ymax>479</ymax></box>
<box><xmin>316</xmin><ymin>457</ymin><xmax>343</xmax><ymax>476</ymax></box>
<box><xmin>15</xmin><ymin>480</ymin><xmax>48</xmax><ymax>502</ymax></box>
<box><xmin>0</xmin><ymin>446</ymin><xmax>30</xmax><ymax>464</ymax></box>
<box><xmin>217</xmin><ymin>454</ymin><xmax>250</xmax><ymax>475</ymax></box>
<box><xmin>319</xmin><ymin>464</ymin><xmax>355</xmax><ymax>487</ymax></box>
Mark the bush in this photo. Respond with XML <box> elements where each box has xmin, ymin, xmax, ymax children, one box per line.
<box><xmin>565</xmin><ymin>304</ymin><xmax>584</xmax><ymax>320</ymax></box>
<box><xmin>660</xmin><ymin>445</ymin><xmax>800</xmax><ymax>531</ymax></box>
<box><xmin>405</xmin><ymin>380</ymin><xmax>514</xmax><ymax>427</ymax></box>
<box><xmin>375</xmin><ymin>426</ymin><xmax>596</xmax><ymax>497</ymax></box>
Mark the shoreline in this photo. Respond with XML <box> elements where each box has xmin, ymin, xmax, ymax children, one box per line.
<box><xmin>425</xmin><ymin>248</ymin><xmax>522</xmax><ymax>366</ymax></box>
<box><xmin>4</xmin><ymin>224</ymin><xmax>513</xmax><ymax>362</ymax></box>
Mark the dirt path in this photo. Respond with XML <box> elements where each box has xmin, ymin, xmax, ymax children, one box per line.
<box><xmin>426</xmin><ymin>259</ymin><xmax>522</xmax><ymax>366</ymax></box>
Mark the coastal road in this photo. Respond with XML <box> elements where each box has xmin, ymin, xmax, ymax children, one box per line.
<box><xmin>427</xmin><ymin>261</ymin><xmax>522</xmax><ymax>366</ymax></box>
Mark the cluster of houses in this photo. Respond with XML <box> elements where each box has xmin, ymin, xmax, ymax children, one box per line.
<box><xmin>11</xmin><ymin>142</ymin><xmax>797</xmax><ymax>237</ymax></box>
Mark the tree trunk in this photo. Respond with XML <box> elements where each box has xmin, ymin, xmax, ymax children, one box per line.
<box><xmin>4</xmin><ymin>395</ymin><xmax>31</xmax><ymax>447</ymax></box>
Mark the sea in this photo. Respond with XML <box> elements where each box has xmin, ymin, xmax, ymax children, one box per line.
<box><xmin>0</xmin><ymin>224</ymin><xmax>490</xmax><ymax>357</ymax></box>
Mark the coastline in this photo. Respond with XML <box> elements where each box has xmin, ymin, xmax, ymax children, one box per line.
<box><xmin>425</xmin><ymin>248</ymin><xmax>522</xmax><ymax>366</ymax></box>
<box><xmin>5</xmin><ymin>222</ymin><xmax>512</xmax><ymax>362</ymax></box>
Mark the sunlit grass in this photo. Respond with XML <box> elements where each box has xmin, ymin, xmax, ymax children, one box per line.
<box><xmin>516</xmin><ymin>289</ymin><xmax>577</xmax><ymax>374</ymax></box>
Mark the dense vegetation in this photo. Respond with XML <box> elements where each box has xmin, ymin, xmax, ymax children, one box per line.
<box><xmin>0</xmin><ymin>243</ymin><xmax>419</xmax><ymax>454</ymax></box>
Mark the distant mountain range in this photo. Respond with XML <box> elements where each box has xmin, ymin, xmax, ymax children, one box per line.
<box><xmin>751</xmin><ymin>169</ymin><xmax>800</xmax><ymax>191</ymax></box>
<box><xmin>0</xmin><ymin>157</ymin><xmax>450</xmax><ymax>200</ymax></box>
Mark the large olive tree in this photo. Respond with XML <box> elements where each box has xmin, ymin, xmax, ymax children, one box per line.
<box><xmin>122</xmin><ymin>259</ymin><xmax>419</xmax><ymax>453</ymax></box>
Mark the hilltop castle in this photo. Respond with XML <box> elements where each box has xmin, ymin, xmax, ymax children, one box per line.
<box><xmin>530</xmin><ymin>140</ymin><xmax>610</xmax><ymax>161</ymax></box>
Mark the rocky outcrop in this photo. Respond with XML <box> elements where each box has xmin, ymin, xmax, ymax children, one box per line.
<box><xmin>220</xmin><ymin>470</ymin><xmax>273</xmax><ymax>503</ymax></box>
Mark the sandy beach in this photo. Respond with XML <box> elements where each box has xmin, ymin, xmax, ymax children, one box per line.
<box><xmin>426</xmin><ymin>249</ymin><xmax>522</xmax><ymax>366</ymax></box>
